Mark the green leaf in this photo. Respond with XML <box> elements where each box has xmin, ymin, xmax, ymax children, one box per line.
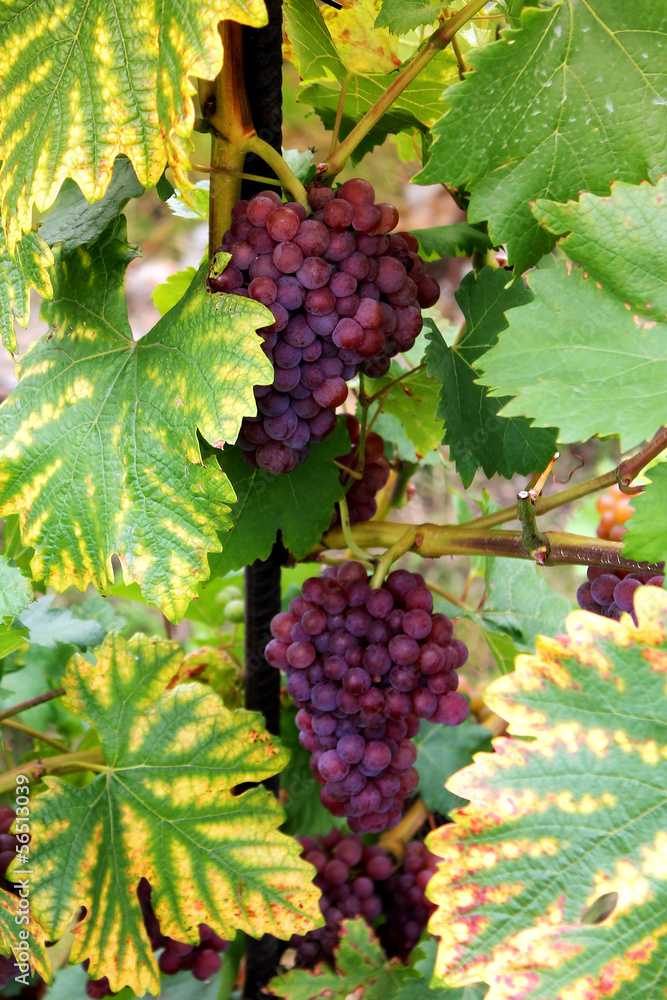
<box><xmin>375</xmin><ymin>0</ymin><xmax>444</xmax><ymax>35</ymax></box>
<box><xmin>27</xmin><ymin>633</ymin><xmax>321</xmax><ymax>996</ymax></box>
<box><xmin>476</xmin><ymin>261</ymin><xmax>667</xmax><ymax>450</ymax></box>
<box><xmin>152</xmin><ymin>267</ymin><xmax>198</xmax><ymax>316</ymax></box>
<box><xmin>0</xmin><ymin>626</ymin><xmax>28</xmax><ymax>659</ymax></box>
<box><xmin>0</xmin><ymin>554</ymin><xmax>32</xmax><ymax>620</ymax></box>
<box><xmin>38</xmin><ymin>158</ymin><xmax>144</xmax><ymax>255</ymax></box>
<box><xmin>271</xmin><ymin>919</ymin><xmax>411</xmax><ymax>1000</ymax></box>
<box><xmin>370</xmin><ymin>365</ymin><xmax>443</xmax><ymax>459</ymax></box>
<box><xmin>280</xmin><ymin>706</ymin><xmax>339</xmax><ymax>837</ymax></box>
<box><xmin>0</xmin><ymin>217</ymin><xmax>273</xmax><ymax>621</ymax></box>
<box><xmin>156</xmin><ymin>172</ymin><xmax>176</xmax><ymax>203</ymax></box>
<box><xmin>412</xmin><ymin>224</ymin><xmax>493</xmax><ymax>262</ymax></box>
<box><xmin>284</xmin><ymin>0</ymin><xmax>458</xmax><ymax>160</ymax></box>
<box><xmin>0</xmin><ymin>0</ymin><xmax>267</xmax><ymax>250</ymax></box>
<box><xmin>425</xmin><ymin>269</ymin><xmax>557</xmax><ymax>487</ymax></box>
<box><xmin>621</xmin><ymin>463</ymin><xmax>667</xmax><ymax>565</ymax></box>
<box><xmin>427</xmin><ymin>587</ymin><xmax>667</xmax><ymax>998</ymax></box>
<box><xmin>18</xmin><ymin>595</ymin><xmax>106</xmax><ymax>650</ymax></box>
<box><xmin>167</xmin><ymin>181</ymin><xmax>210</xmax><ymax>220</ymax></box>
<box><xmin>534</xmin><ymin>177</ymin><xmax>667</xmax><ymax>324</ymax></box>
<box><xmin>0</xmin><ymin>228</ymin><xmax>53</xmax><ymax>356</ymax></box>
<box><xmin>394</xmin><ymin>939</ymin><xmax>486</xmax><ymax>1000</ymax></box>
<box><xmin>416</xmin><ymin>2</ymin><xmax>667</xmax><ymax>271</ymax></box>
<box><xmin>211</xmin><ymin>421</ymin><xmax>349</xmax><ymax>576</ymax></box>
<box><xmin>414</xmin><ymin>716</ymin><xmax>492</xmax><ymax>816</ymax></box>
<box><xmin>283</xmin><ymin>148</ymin><xmax>317</xmax><ymax>184</ymax></box>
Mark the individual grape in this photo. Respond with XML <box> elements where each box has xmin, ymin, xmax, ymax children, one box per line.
<box><xmin>246</xmin><ymin>195</ymin><xmax>277</xmax><ymax>226</ymax></box>
<box><xmin>266</xmin><ymin>207</ymin><xmax>301</xmax><ymax>242</ymax></box>
<box><xmin>273</xmin><ymin>241</ymin><xmax>304</xmax><ymax>273</ymax></box>
<box><xmin>337</xmin><ymin>178</ymin><xmax>375</xmax><ymax>206</ymax></box>
<box><xmin>324</xmin><ymin>198</ymin><xmax>355</xmax><ymax>229</ymax></box>
<box><xmin>590</xmin><ymin>573</ymin><xmax>621</xmax><ymax>606</ymax></box>
<box><xmin>596</xmin><ymin>484</ymin><xmax>635</xmax><ymax>542</ymax></box>
<box><xmin>353</xmin><ymin>203</ymin><xmax>382</xmax><ymax>233</ymax></box>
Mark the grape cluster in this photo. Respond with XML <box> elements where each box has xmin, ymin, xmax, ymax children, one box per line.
<box><xmin>266</xmin><ymin>562</ymin><xmax>470</xmax><ymax>833</ymax></box>
<box><xmin>333</xmin><ymin>417</ymin><xmax>390</xmax><ymax>526</ymax></box>
<box><xmin>576</xmin><ymin>567</ymin><xmax>664</xmax><ymax>622</ymax></box>
<box><xmin>85</xmin><ymin>880</ymin><xmax>228</xmax><ymax>997</ymax></box>
<box><xmin>596</xmin><ymin>485</ymin><xmax>635</xmax><ymax>542</ymax></box>
<box><xmin>213</xmin><ymin>179</ymin><xmax>439</xmax><ymax>474</ymax></box>
<box><xmin>377</xmin><ymin>841</ymin><xmax>438</xmax><ymax>960</ymax></box>
<box><xmin>291</xmin><ymin>830</ymin><xmax>394</xmax><ymax>966</ymax></box>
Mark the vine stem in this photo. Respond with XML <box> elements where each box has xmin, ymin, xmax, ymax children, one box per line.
<box><xmin>318</xmin><ymin>521</ymin><xmax>664</xmax><ymax>573</ymax></box>
<box><xmin>0</xmin><ymin>719</ymin><xmax>69</xmax><ymax>754</ymax></box>
<box><xmin>0</xmin><ymin>748</ymin><xmax>107</xmax><ymax>795</ymax></box>
<box><xmin>338</xmin><ymin>496</ymin><xmax>375</xmax><ymax>563</ymax></box>
<box><xmin>365</xmin><ymin>363</ymin><xmax>426</xmax><ymax>404</ymax></box>
<box><xmin>0</xmin><ymin>687</ymin><xmax>65</xmax><ymax>723</ymax></box>
<box><xmin>379</xmin><ymin>799</ymin><xmax>429</xmax><ymax>859</ymax></box>
<box><xmin>329</xmin><ymin>71</ymin><xmax>353</xmax><ymax>155</ymax></box>
<box><xmin>370</xmin><ymin>527</ymin><xmax>419</xmax><ymax>589</ymax></box>
<box><xmin>469</xmin><ymin>426</ymin><xmax>667</xmax><ymax>530</ymax></box>
<box><xmin>322</xmin><ymin>0</ymin><xmax>489</xmax><ymax>177</ymax></box>
<box><xmin>241</xmin><ymin>135</ymin><xmax>309</xmax><ymax>209</ymax></box>
<box><xmin>425</xmin><ymin>580</ymin><xmax>471</xmax><ymax>611</ymax></box>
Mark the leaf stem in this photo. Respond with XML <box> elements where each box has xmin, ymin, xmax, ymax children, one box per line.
<box><xmin>0</xmin><ymin>748</ymin><xmax>107</xmax><ymax>795</ymax></box>
<box><xmin>191</xmin><ymin>164</ymin><xmax>284</xmax><ymax>187</ymax></box>
<box><xmin>365</xmin><ymin>363</ymin><xmax>426</xmax><ymax>404</ymax></box>
<box><xmin>0</xmin><ymin>720</ymin><xmax>69</xmax><ymax>754</ymax></box>
<box><xmin>322</xmin><ymin>0</ymin><xmax>489</xmax><ymax>177</ymax></box>
<box><xmin>0</xmin><ymin>688</ymin><xmax>65</xmax><ymax>723</ymax></box>
<box><xmin>318</xmin><ymin>521</ymin><xmax>664</xmax><ymax>573</ymax></box>
<box><xmin>379</xmin><ymin>799</ymin><xmax>429</xmax><ymax>860</ymax></box>
<box><xmin>469</xmin><ymin>426</ymin><xmax>667</xmax><ymax>530</ymax></box>
<box><xmin>425</xmin><ymin>580</ymin><xmax>471</xmax><ymax>611</ymax></box>
<box><xmin>329</xmin><ymin>72</ymin><xmax>353</xmax><ymax>156</ymax></box>
<box><xmin>338</xmin><ymin>497</ymin><xmax>375</xmax><ymax>564</ymax></box>
<box><xmin>370</xmin><ymin>527</ymin><xmax>419</xmax><ymax>589</ymax></box>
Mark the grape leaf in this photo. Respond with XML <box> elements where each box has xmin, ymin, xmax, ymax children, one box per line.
<box><xmin>412</xmin><ymin>224</ymin><xmax>492</xmax><ymax>262</ymax></box>
<box><xmin>283</xmin><ymin>0</ymin><xmax>458</xmax><ymax>161</ymax></box>
<box><xmin>416</xmin><ymin>2</ymin><xmax>667</xmax><ymax>271</ymax></box>
<box><xmin>38</xmin><ymin>158</ymin><xmax>144</xmax><ymax>255</ymax></box>
<box><xmin>320</xmin><ymin>0</ymin><xmax>401</xmax><ymax>74</ymax></box>
<box><xmin>425</xmin><ymin>269</ymin><xmax>557</xmax><ymax>487</ymax></box>
<box><xmin>0</xmin><ymin>217</ymin><xmax>273</xmax><ymax>621</ymax></box>
<box><xmin>476</xmin><ymin>260</ymin><xmax>667</xmax><ymax>450</ymax></box>
<box><xmin>621</xmin><ymin>463</ymin><xmax>667</xmax><ymax>565</ymax></box>
<box><xmin>414</xmin><ymin>716</ymin><xmax>493</xmax><ymax>816</ymax></box>
<box><xmin>152</xmin><ymin>267</ymin><xmax>198</xmax><ymax>316</ymax></box>
<box><xmin>0</xmin><ymin>889</ymin><xmax>51</xmax><ymax>985</ymax></box>
<box><xmin>427</xmin><ymin>586</ymin><xmax>667</xmax><ymax>999</ymax></box>
<box><xmin>533</xmin><ymin>177</ymin><xmax>667</xmax><ymax>323</ymax></box>
<box><xmin>0</xmin><ymin>0</ymin><xmax>267</xmax><ymax>251</ymax></box>
<box><xmin>17</xmin><ymin>595</ymin><xmax>106</xmax><ymax>650</ymax></box>
<box><xmin>375</xmin><ymin>0</ymin><xmax>444</xmax><ymax>35</ymax></box>
<box><xmin>394</xmin><ymin>939</ymin><xmax>487</xmax><ymax>1000</ymax></box>
<box><xmin>0</xmin><ymin>228</ymin><xmax>53</xmax><ymax>356</ymax></box>
<box><xmin>0</xmin><ymin>555</ymin><xmax>32</xmax><ymax>620</ymax></box>
<box><xmin>271</xmin><ymin>918</ymin><xmax>412</xmax><ymax>1000</ymax></box>
<box><xmin>371</xmin><ymin>366</ymin><xmax>443</xmax><ymax>459</ymax></box>
<box><xmin>210</xmin><ymin>421</ymin><xmax>349</xmax><ymax>577</ymax></box>
<box><xmin>25</xmin><ymin>633</ymin><xmax>321</xmax><ymax>996</ymax></box>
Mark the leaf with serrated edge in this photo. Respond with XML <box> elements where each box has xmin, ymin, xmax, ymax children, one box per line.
<box><xmin>413</xmin><ymin>224</ymin><xmax>492</xmax><ymax>262</ymax></box>
<box><xmin>0</xmin><ymin>888</ymin><xmax>51</xmax><ymax>984</ymax></box>
<box><xmin>23</xmin><ymin>633</ymin><xmax>321</xmax><ymax>996</ymax></box>
<box><xmin>426</xmin><ymin>269</ymin><xmax>557</xmax><ymax>487</ymax></box>
<box><xmin>0</xmin><ymin>217</ymin><xmax>273</xmax><ymax>621</ymax></box>
<box><xmin>416</xmin><ymin>2</ymin><xmax>667</xmax><ymax>271</ymax></box>
<box><xmin>622</xmin><ymin>463</ymin><xmax>667</xmax><ymax>565</ymax></box>
<box><xmin>0</xmin><ymin>227</ymin><xmax>53</xmax><ymax>355</ymax></box>
<box><xmin>375</xmin><ymin>0</ymin><xmax>444</xmax><ymax>36</ymax></box>
<box><xmin>427</xmin><ymin>585</ymin><xmax>667</xmax><ymax>999</ymax></box>
<box><xmin>371</xmin><ymin>366</ymin><xmax>443</xmax><ymax>459</ymax></box>
<box><xmin>534</xmin><ymin>177</ymin><xmax>667</xmax><ymax>323</ymax></box>
<box><xmin>0</xmin><ymin>0</ymin><xmax>267</xmax><ymax>251</ymax></box>
<box><xmin>152</xmin><ymin>268</ymin><xmax>198</xmax><ymax>317</ymax></box>
<box><xmin>18</xmin><ymin>595</ymin><xmax>106</xmax><ymax>650</ymax></box>
<box><xmin>0</xmin><ymin>554</ymin><xmax>32</xmax><ymax>620</ymax></box>
<box><xmin>321</xmin><ymin>0</ymin><xmax>400</xmax><ymax>73</ymax></box>
<box><xmin>38</xmin><ymin>158</ymin><xmax>145</xmax><ymax>256</ymax></box>
<box><xmin>271</xmin><ymin>918</ymin><xmax>411</xmax><ymax>1000</ymax></box>
<box><xmin>415</xmin><ymin>717</ymin><xmax>492</xmax><ymax>816</ymax></box>
<box><xmin>476</xmin><ymin>261</ymin><xmax>667</xmax><ymax>450</ymax></box>
<box><xmin>211</xmin><ymin>421</ymin><xmax>349</xmax><ymax>576</ymax></box>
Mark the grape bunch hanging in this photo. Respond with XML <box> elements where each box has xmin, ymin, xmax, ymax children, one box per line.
<box><xmin>333</xmin><ymin>416</ymin><xmax>391</xmax><ymax>526</ymax></box>
<box><xmin>211</xmin><ymin>179</ymin><xmax>439</xmax><ymax>473</ymax></box>
<box><xmin>290</xmin><ymin>830</ymin><xmax>439</xmax><ymax>968</ymax></box>
<box><xmin>266</xmin><ymin>561</ymin><xmax>469</xmax><ymax>833</ymax></box>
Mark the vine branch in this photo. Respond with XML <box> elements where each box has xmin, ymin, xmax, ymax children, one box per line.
<box><xmin>0</xmin><ymin>748</ymin><xmax>106</xmax><ymax>796</ymax></box>
<box><xmin>0</xmin><ymin>719</ymin><xmax>69</xmax><ymax>754</ymax></box>
<box><xmin>0</xmin><ymin>687</ymin><xmax>65</xmax><ymax>723</ymax></box>
<box><xmin>322</xmin><ymin>0</ymin><xmax>490</xmax><ymax>177</ymax></box>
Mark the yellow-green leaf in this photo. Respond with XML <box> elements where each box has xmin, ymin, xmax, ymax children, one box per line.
<box><xmin>0</xmin><ymin>0</ymin><xmax>267</xmax><ymax>251</ymax></box>
<box><xmin>23</xmin><ymin>633</ymin><xmax>321</xmax><ymax>996</ymax></box>
<box><xmin>427</xmin><ymin>585</ymin><xmax>667</xmax><ymax>999</ymax></box>
<box><xmin>0</xmin><ymin>228</ymin><xmax>53</xmax><ymax>356</ymax></box>
<box><xmin>0</xmin><ymin>217</ymin><xmax>273</xmax><ymax>620</ymax></box>
<box><xmin>0</xmin><ymin>887</ymin><xmax>51</xmax><ymax>985</ymax></box>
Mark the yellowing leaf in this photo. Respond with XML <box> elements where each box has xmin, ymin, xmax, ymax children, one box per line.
<box><xmin>0</xmin><ymin>217</ymin><xmax>273</xmax><ymax>621</ymax></box>
<box><xmin>0</xmin><ymin>228</ymin><xmax>53</xmax><ymax>356</ymax></box>
<box><xmin>321</xmin><ymin>0</ymin><xmax>401</xmax><ymax>73</ymax></box>
<box><xmin>0</xmin><ymin>888</ymin><xmax>51</xmax><ymax>985</ymax></box>
<box><xmin>427</xmin><ymin>585</ymin><xmax>667</xmax><ymax>1000</ymax></box>
<box><xmin>0</xmin><ymin>0</ymin><xmax>267</xmax><ymax>251</ymax></box>
<box><xmin>24</xmin><ymin>634</ymin><xmax>321</xmax><ymax>996</ymax></box>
